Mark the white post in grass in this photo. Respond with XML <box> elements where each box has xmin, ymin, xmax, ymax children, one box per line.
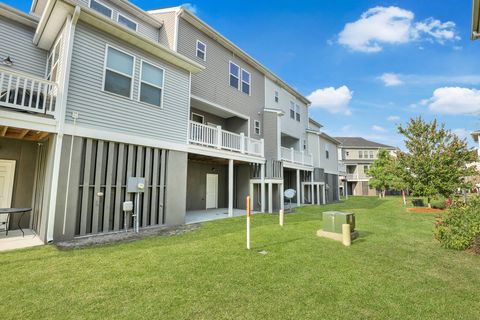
<box><xmin>279</xmin><ymin>209</ymin><xmax>284</xmax><ymax>226</ymax></box>
<box><xmin>246</xmin><ymin>195</ymin><xmax>251</xmax><ymax>250</ymax></box>
<box><xmin>228</xmin><ymin>159</ymin><xmax>234</xmax><ymax>217</ymax></box>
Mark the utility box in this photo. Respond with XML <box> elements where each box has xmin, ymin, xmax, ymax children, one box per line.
<box><xmin>322</xmin><ymin>211</ymin><xmax>355</xmax><ymax>234</ymax></box>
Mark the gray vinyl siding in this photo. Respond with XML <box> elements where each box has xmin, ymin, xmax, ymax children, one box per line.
<box><xmin>150</xmin><ymin>11</ymin><xmax>177</xmax><ymax>49</ymax></box>
<box><xmin>0</xmin><ymin>16</ymin><xmax>47</xmax><ymax>77</ymax></box>
<box><xmin>177</xmin><ymin>18</ymin><xmax>265</xmax><ymax>137</ymax></box>
<box><xmin>73</xmin><ymin>0</ymin><xmax>159</xmax><ymax>42</ymax></box>
<box><xmin>66</xmin><ymin>22</ymin><xmax>190</xmax><ymax>144</ymax></box>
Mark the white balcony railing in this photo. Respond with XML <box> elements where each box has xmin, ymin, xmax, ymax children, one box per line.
<box><xmin>189</xmin><ymin>121</ymin><xmax>264</xmax><ymax>157</ymax></box>
<box><xmin>346</xmin><ymin>173</ymin><xmax>369</xmax><ymax>180</ymax></box>
<box><xmin>281</xmin><ymin>146</ymin><xmax>313</xmax><ymax>166</ymax></box>
<box><xmin>0</xmin><ymin>67</ymin><xmax>57</xmax><ymax>116</ymax></box>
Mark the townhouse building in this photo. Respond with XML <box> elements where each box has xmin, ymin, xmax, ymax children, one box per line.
<box><xmin>335</xmin><ymin>137</ymin><xmax>396</xmax><ymax>196</ymax></box>
<box><xmin>0</xmin><ymin>0</ymin><xmax>340</xmax><ymax>245</ymax></box>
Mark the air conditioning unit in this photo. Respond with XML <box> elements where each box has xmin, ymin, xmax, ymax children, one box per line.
<box><xmin>322</xmin><ymin>211</ymin><xmax>355</xmax><ymax>234</ymax></box>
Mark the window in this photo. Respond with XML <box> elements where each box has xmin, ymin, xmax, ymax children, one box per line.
<box><xmin>118</xmin><ymin>14</ymin><xmax>137</xmax><ymax>31</ymax></box>
<box><xmin>196</xmin><ymin>40</ymin><xmax>206</xmax><ymax>61</ymax></box>
<box><xmin>364</xmin><ymin>165</ymin><xmax>369</xmax><ymax>174</ymax></box>
<box><xmin>191</xmin><ymin>113</ymin><xmax>204</xmax><ymax>123</ymax></box>
<box><xmin>229</xmin><ymin>62</ymin><xmax>240</xmax><ymax>89</ymax></box>
<box><xmin>289</xmin><ymin>101</ymin><xmax>295</xmax><ymax>119</ymax></box>
<box><xmin>90</xmin><ymin>0</ymin><xmax>112</xmax><ymax>18</ymax></box>
<box><xmin>295</xmin><ymin>104</ymin><xmax>300</xmax><ymax>121</ymax></box>
<box><xmin>358</xmin><ymin>151</ymin><xmax>363</xmax><ymax>159</ymax></box>
<box><xmin>303</xmin><ymin>140</ymin><xmax>307</xmax><ymax>150</ymax></box>
<box><xmin>46</xmin><ymin>37</ymin><xmax>61</xmax><ymax>82</ymax></box>
<box><xmin>364</xmin><ymin>151</ymin><xmax>369</xmax><ymax>158</ymax></box>
<box><xmin>325</xmin><ymin>144</ymin><xmax>330</xmax><ymax>159</ymax></box>
<box><xmin>241</xmin><ymin>69</ymin><xmax>251</xmax><ymax>95</ymax></box>
<box><xmin>369</xmin><ymin>150</ymin><xmax>374</xmax><ymax>159</ymax></box>
<box><xmin>254</xmin><ymin>120</ymin><xmax>261</xmax><ymax>135</ymax></box>
<box><xmin>103</xmin><ymin>46</ymin><xmax>134</xmax><ymax>98</ymax></box>
<box><xmin>139</xmin><ymin>61</ymin><xmax>164</xmax><ymax>107</ymax></box>
<box><xmin>274</xmin><ymin>90</ymin><xmax>279</xmax><ymax>103</ymax></box>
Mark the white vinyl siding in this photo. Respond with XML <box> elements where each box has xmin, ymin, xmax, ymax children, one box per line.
<box><xmin>103</xmin><ymin>46</ymin><xmax>134</xmax><ymax>98</ymax></box>
<box><xmin>89</xmin><ymin>0</ymin><xmax>113</xmax><ymax>18</ymax></box>
<box><xmin>139</xmin><ymin>60</ymin><xmax>164</xmax><ymax>107</ymax></box>
<box><xmin>196</xmin><ymin>40</ymin><xmax>206</xmax><ymax>61</ymax></box>
<box><xmin>117</xmin><ymin>14</ymin><xmax>138</xmax><ymax>31</ymax></box>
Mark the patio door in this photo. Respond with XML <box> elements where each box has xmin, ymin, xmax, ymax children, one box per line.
<box><xmin>0</xmin><ymin>160</ymin><xmax>16</xmax><ymax>227</ymax></box>
<box><xmin>206</xmin><ymin>174</ymin><xmax>218</xmax><ymax>209</ymax></box>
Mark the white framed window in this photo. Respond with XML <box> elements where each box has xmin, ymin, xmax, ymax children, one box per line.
<box><xmin>295</xmin><ymin>104</ymin><xmax>300</xmax><ymax>122</ymax></box>
<box><xmin>289</xmin><ymin>101</ymin><xmax>295</xmax><ymax>119</ymax></box>
<box><xmin>369</xmin><ymin>150</ymin><xmax>374</xmax><ymax>159</ymax></box>
<box><xmin>103</xmin><ymin>45</ymin><xmax>134</xmax><ymax>98</ymax></box>
<box><xmin>89</xmin><ymin>0</ymin><xmax>112</xmax><ymax>18</ymax></box>
<box><xmin>118</xmin><ymin>14</ymin><xmax>138</xmax><ymax>31</ymax></box>
<box><xmin>196</xmin><ymin>40</ymin><xmax>206</xmax><ymax>61</ymax></box>
<box><xmin>229</xmin><ymin>62</ymin><xmax>240</xmax><ymax>89</ymax></box>
<box><xmin>303</xmin><ymin>140</ymin><xmax>307</xmax><ymax>150</ymax></box>
<box><xmin>241</xmin><ymin>69</ymin><xmax>251</xmax><ymax>95</ymax></box>
<box><xmin>274</xmin><ymin>90</ymin><xmax>279</xmax><ymax>103</ymax></box>
<box><xmin>364</xmin><ymin>151</ymin><xmax>369</xmax><ymax>158</ymax></box>
<box><xmin>139</xmin><ymin>60</ymin><xmax>165</xmax><ymax>107</ymax></box>
<box><xmin>254</xmin><ymin>120</ymin><xmax>261</xmax><ymax>135</ymax></box>
<box><xmin>191</xmin><ymin>112</ymin><xmax>204</xmax><ymax>123</ymax></box>
<box><xmin>46</xmin><ymin>36</ymin><xmax>61</xmax><ymax>82</ymax></box>
<box><xmin>358</xmin><ymin>151</ymin><xmax>363</xmax><ymax>159</ymax></box>
<box><xmin>325</xmin><ymin>144</ymin><xmax>330</xmax><ymax>159</ymax></box>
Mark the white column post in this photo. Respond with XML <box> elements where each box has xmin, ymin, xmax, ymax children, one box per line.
<box><xmin>280</xmin><ymin>182</ymin><xmax>284</xmax><ymax>212</ymax></box>
<box><xmin>317</xmin><ymin>184</ymin><xmax>321</xmax><ymax>205</ymax></box>
<box><xmin>249</xmin><ymin>181</ymin><xmax>254</xmax><ymax>211</ymax></box>
<box><xmin>240</xmin><ymin>132</ymin><xmax>245</xmax><ymax>154</ymax></box>
<box><xmin>296</xmin><ymin>169</ymin><xmax>301</xmax><ymax>206</ymax></box>
<box><xmin>228</xmin><ymin>159</ymin><xmax>234</xmax><ymax>217</ymax></box>
<box><xmin>268</xmin><ymin>182</ymin><xmax>273</xmax><ymax>213</ymax></box>
<box><xmin>323</xmin><ymin>184</ymin><xmax>327</xmax><ymax>204</ymax></box>
<box><xmin>260</xmin><ymin>138</ymin><xmax>265</xmax><ymax>157</ymax></box>
<box><xmin>310</xmin><ymin>171</ymin><xmax>314</xmax><ymax>204</ymax></box>
<box><xmin>260</xmin><ymin>163</ymin><xmax>266</xmax><ymax>213</ymax></box>
<box><xmin>216</xmin><ymin>125</ymin><xmax>222</xmax><ymax>149</ymax></box>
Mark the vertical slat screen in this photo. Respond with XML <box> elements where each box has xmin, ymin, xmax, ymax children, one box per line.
<box><xmin>75</xmin><ymin>138</ymin><xmax>167</xmax><ymax>237</ymax></box>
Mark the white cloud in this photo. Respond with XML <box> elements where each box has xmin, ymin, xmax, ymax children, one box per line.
<box><xmin>379</xmin><ymin>73</ymin><xmax>403</xmax><ymax>86</ymax></box>
<box><xmin>387</xmin><ymin>116</ymin><xmax>400</xmax><ymax>121</ymax></box>
<box><xmin>181</xmin><ymin>3</ymin><xmax>197</xmax><ymax>14</ymax></box>
<box><xmin>372</xmin><ymin>125</ymin><xmax>387</xmax><ymax>132</ymax></box>
<box><xmin>338</xmin><ymin>6</ymin><xmax>458</xmax><ymax>52</ymax></box>
<box><xmin>307</xmin><ymin>86</ymin><xmax>353</xmax><ymax>115</ymax></box>
<box><xmin>422</xmin><ymin>87</ymin><xmax>480</xmax><ymax>115</ymax></box>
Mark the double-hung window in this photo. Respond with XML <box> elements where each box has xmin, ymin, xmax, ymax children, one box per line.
<box><xmin>289</xmin><ymin>101</ymin><xmax>295</xmax><ymax>119</ymax></box>
<box><xmin>369</xmin><ymin>150</ymin><xmax>374</xmax><ymax>159</ymax></box>
<box><xmin>364</xmin><ymin>151</ymin><xmax>369</xmax><ymax>158</ymax></box>
<box><xmin>326</xmin><ymin>144</ymin><xmax>330</xmax><ymax>159</ymax></box>
<box><xmin>295</xmin><ymin>104</ymin><xmax>301</xmax><ymax>121</ymax></box>
<box><xmin>46</xmin><ymin>38</ymin><xmax>61</xmax><ymax>82</ymax></box>
<box><xmin>196</xmin><ymin>40</ymin><xmax>206</xmax><ymax>60</ymax></box>
<box><xmin>274</xmin><ymin>90</ymin><xmax>279</xmax><ymax>103</ymax></box>
<box><xmin>358</xmin><ymin>151</ymin><xmax>363</xmax><ymax>159</ymax></box>
<box><xmin>90</xmin><ymin>0</ymin><xmax>112</xmax><ymax>18</ymax></box>
<box><xmin>241</xmin><ymin>69</ymin><xmax>251</xmax><ymax>95</ymax></box>
<box><xmin>254</xmin><ymin>120</ymin><xmax>261</xmax><ymax>135</ymax></box>
<box><xmin>229</xmin><ymin>62</ymin><xmax>240</xmax><ymax>89</ymax></box>
<box><xmin>104</xmin><ymin>46</ymin><xmax>134</xmax><ymax>98</ymax></box>
<box><xmin>139</xmin><ymin>61</ymin><xmax>164</xmax><ymax>107</ymax></box>
<box><xmin>118</xmin><ymin>14</ymin><xmax>137</xmax><ymax>31</ymax></box>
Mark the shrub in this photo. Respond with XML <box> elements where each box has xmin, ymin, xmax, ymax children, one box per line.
<box><xmin>434</xmin><ymin>196</ymin><xmax>480</xmax><ymax>251</ymax></box>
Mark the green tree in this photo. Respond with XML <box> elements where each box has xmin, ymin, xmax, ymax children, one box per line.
<box><xmin>397</xmin><ymin>117</ymin><xmax>477</xmax><ymax>207</ymax></box>
<box><xmin>368</xmin><ymin>149</ymin><xmax>396</xmax><ymax>198</ymax></box>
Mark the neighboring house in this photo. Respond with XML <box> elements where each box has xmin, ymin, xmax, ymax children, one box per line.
<box><xmin>0</xmin><ymin>0</ymin><xmax>339</xmax><ymax>245</ymax></box>
<box><xmin>335</xmin><ymin>137</ymin><xmax>396</xmax><ymax>196</ymax></box>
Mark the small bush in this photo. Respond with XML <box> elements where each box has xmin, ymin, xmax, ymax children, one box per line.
<box><xmin>434</xmin><ymin>196</ymin><xmax>480</xmax><ymax>251</ymax></box>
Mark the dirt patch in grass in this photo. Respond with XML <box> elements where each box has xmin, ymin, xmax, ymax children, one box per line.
<box><xmin>407</xmin><ymin>207</ymin><xmax>445</xmax><ymax>213</ymax></box>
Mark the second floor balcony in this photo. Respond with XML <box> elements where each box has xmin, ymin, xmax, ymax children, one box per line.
<box><xmin>189</xmin><ymin>120</ymin><xmax>264</xmax><ymax>157</ymax></box>
<box><xmin>0</xmin><ymin>67</ymin><xmax>57</xmax><ymax>117</ymax></box>
<box><xmin>281</xmin><ymin>146</ymin><xmax>313</xmax><ymax>167</ymax></box>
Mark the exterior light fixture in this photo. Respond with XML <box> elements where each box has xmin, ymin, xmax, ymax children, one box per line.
<box><xmin>3</xmin><ymin>56</ymin><xmax>13</xmax><ymax>66</ymax></box>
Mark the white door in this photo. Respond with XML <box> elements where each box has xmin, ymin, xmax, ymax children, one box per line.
<box><xmin>206</xmin><ymin>174</ymin><xmax>218</xmax><ymax>209</ymax></box>
<box><xmin>0</xmin><ymin>160</ymin><xmax>16</xmax><ymax>226</ymax></box>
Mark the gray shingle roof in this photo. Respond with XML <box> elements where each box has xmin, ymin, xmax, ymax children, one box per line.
<box><xmin>334</xmin><ymin>137</ymin><xmax>396</xmax><ymax>149</ymax></box>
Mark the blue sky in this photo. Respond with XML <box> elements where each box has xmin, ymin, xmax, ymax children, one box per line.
<box><xmin>6</xmin><ymin>0</ymin><xmax>480</xmax><ymax>148</ymax></box>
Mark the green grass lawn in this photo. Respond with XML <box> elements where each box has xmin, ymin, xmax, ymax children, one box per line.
<box><xmin>1</xmin><ymin>197</ymin><xmax>479</xmax><ymax>319</ymax></box>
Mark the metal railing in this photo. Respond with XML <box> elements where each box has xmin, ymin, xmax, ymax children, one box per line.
<box><xmin>189</xmin><ymin>121</ymin><xmax>264</xmax><ymax>157</ymax></box>
<box><xmin>0</xmin><ymin>67</ymin><xmax>57</xmax><ymax>116</ymax></box>
<box><xmin>280</xmin><ymin>146</ymin><xmax>313</xmax><ymax>166</ymax></box>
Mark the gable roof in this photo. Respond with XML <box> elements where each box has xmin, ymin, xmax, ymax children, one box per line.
<box><xmin>334</xmin><ymin>137</ymin><xmax>396</xmax><ymax>149</ymax></box>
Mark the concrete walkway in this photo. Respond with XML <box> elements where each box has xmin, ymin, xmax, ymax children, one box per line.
<box><xmin>0</xmin><ymin>229</ymin><xmax>44</xmax><ymax>252</ymax></box>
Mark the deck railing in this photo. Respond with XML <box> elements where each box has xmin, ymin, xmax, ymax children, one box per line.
<box><xmin>0</xmin><ymin>67</ymin><xmax>57</xmax><ymax>116</ymax></box>
<box><xmin>346</xmin><ymin>173</ymin><xmax>369</xmax><ymax>180</ymax></box>
<box><xmin>189</xmin><ymin>121</ymin><xmax>264</xmax><ymax>157</ymax></box>
<box><xmin>281</xmin><ymin>146</ymin><xmax>313</xmax><ymax>166</ymax></box>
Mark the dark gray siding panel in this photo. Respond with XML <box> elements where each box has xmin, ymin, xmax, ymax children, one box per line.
<box><xmin>0</xmin><ymin>17</ymin><xmax>47</xmax><ymax>77</ymax></box>
<box><xmin>66</xmin><ymin>22</ymin><xmax>190</xmax><ymax>144</ymax></box>
<box><xmin>177</xmin><ymin>19</ymin><xmax>265</xmax><ymax>137</ymax></box>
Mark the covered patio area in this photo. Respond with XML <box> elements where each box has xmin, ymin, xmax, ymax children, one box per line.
<box><xmin>185</xmin><ymin>208</ymin><xmax>260</xmax><ymax>224</ymax></box>
<box><xmin>0</xmin><ymin>229</ymin><xmax>43</xmax><ymax>252</ymax></box>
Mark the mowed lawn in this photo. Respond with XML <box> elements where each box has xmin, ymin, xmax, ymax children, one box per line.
<box><xmin>1</xmin><ymin>197</ymin><xmax>479</xmax><ymax>319</ymax></box>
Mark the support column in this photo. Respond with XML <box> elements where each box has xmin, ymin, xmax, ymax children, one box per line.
<box><xmin>296</xmin><ymin>169</ymin><xmax>301</xmax><ymax>206</ymax></box>
<box><xmin>310</xmin><ymin>171</ymin><xmax>314</xmax><ymax>204</ymax></box>
<box><xmin>268</xmin><ymin>182</ymin><xmax>273</xmax><ymax>213</ymax></box>
<box><xmin>228</xmin><ymin>159</ymin><xmax>234</xmax><ymax>217</ymax></box>
<box><xmin>322</xmin><ymin>184</ymin><xmax>326</xmax><ymax>204</ymax></box>
<box><xmin>260</xmin><ymin>163</ymin><xmax>266</xmax><ymax>213</ymax></box>
<box><xmin>316</xmin><ymin>184</ymin><xmax>321</xmax><ymax>205</ymax></box>
<box><xmin>280</xmin><ymin>182</ymin><xmax>285</xmax><ymax>212</ymax></box>
<box><xmin>249</xmin><ymin>181</ymin><xmax>254</xmax><ymax>211</ymax></box>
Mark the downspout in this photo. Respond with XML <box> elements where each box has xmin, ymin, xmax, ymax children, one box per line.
<box><xmin>46</xmin><ymin>6</ymin><xmax>81</xmax><ymax>242</ymax></box>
